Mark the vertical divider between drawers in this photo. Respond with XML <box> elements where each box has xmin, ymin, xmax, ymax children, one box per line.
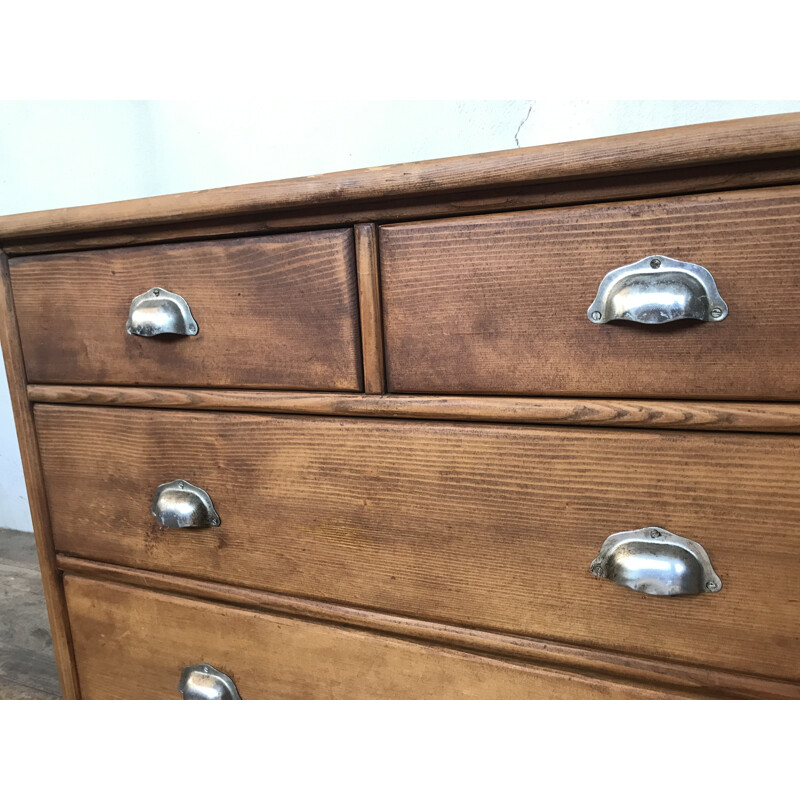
<box><xmin>354</xmin><ymin>223</ymin><xmax>387</xmax><ymax>394</ymax></box>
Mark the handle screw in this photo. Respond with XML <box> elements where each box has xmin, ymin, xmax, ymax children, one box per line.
<box><xmin>591</xmin><ymin>311</ymin><xmax>602</xmax><ymax>321</ymax></box>
<box><xmin>153</xmin><ymin>289</ymin><xmax>160</xmax><ymax>296</ymax></box>
<box><xmin>650</xmin><ymin>529</ymin><xmax>662</xmax><ymax>538</ymax></box>
<box><xmin>711</xmin><ymin>308</ymin><xmax>723</xmax><ymax>318</ymax></box>
<box><xmin>705</xmin><ymin>581</ymin><xmax>717</xmax><ymax>591</ymax></box>
<box><xmin>650</xmin><ymin>258</ymin><xmax>661</xmax><ymax>269</ymax></box>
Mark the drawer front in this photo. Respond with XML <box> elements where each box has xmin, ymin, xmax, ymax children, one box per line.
<box><xmin>10</xmin><ymin>230</ymin><xmax>361</xmax><ymax>390</ymax></box>
<box><xmin>380</xmin><ymin>185</ymin><xmax>800</xmax><ymax>400</ymax></box>
<box><xmin>64</xmin><ymin>576</ymin><xmax>684</xmax><ymax>699</ymax></box>
<box><xmin>38</xmin><ymin>405</ymin><xmax>800</xmax><ymax>682</ymax></box>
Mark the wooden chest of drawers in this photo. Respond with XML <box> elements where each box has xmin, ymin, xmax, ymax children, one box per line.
<box><xmin>2</xmin><ymin>114</ymin><xmax>800</xmax><ymax>699</ymax></box>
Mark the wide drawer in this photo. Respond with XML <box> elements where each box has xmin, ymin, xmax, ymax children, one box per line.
<box><xmin>380</xmin><ymin>185</ymin><xmax>800</xmax><ymax>400</ymax></box>
<box><xmin>10</xmin><ymin>230</ymin><xmax>362</xmax><ymax>390</ymax></box>
<box><xmin>64</xmin><ymin>576</ymin><xmax>685</xmax><ymax>699</ymax></box>
<box><xmin>37</xmin><ymin>405</ymin><xmax>800</xmax><ymax>682</ymax></box>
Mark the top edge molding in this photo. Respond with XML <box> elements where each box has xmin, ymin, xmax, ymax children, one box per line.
<box><xmin>1</xmin><ymin>113</ymin><xmax>799</xmax><ymax>246</ymax></box>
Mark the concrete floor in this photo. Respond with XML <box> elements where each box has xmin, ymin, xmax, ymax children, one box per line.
<box><xmin>0</xmin><ymin>529</ymin><xmax>60</xmax><ymax>699</ymax></box>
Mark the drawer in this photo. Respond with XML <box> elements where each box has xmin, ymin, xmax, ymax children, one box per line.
<box><xmin>380</xmin><ymin>185</ymin><xmax>800</xmax><ymax>400</ymax></box>
<box><xmin>10</xmin><ymin>230</ymin><xmax>361</xmax><ymax>390</ymax></box>
<box><xmin>64</xmin><ymin>576</ymin><xmax>685</xmax><ymax>699</ymax></box>
<box><xmin>37</xmin><ymin>405</ymin><xmax>800</xmax><ymax>682</ymax></box>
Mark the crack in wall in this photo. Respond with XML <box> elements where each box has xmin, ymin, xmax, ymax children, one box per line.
<box><xmin>514</xmin><ymin>102</ymin><xmax>533</xmax><ymax>147</ymax></box>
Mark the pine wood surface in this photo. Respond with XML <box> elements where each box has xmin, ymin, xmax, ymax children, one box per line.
<box><xmin>5</xmin><ymin>158</ymin><xmax>800</xmax><ymax>257</ymax></box>
<box><xmin>26</xmin><ymin>384</ymin><xmax>800</xmax><ymax>433</ymax></box>
<box><xmin>58</xmin><ymin>555</ymin><xmax>800</xmax><ymax>699</ymax></box>
<box><xmin>35</xmin><ymin>405</ymin><xmax>800</xmax><ymax>682</ymax></box>
<box><xmin>0</xmin><ymin>253</ymin><xmax>79</xmax><ymax>698</ymax></box>
<box><xmin>1</xmin><ymin>113</ymin><xmax>798</xmax><ymax>247</ymax></box>
<box><xmin>9</xmin><ymin>229</ymin><xmax>362</xmax><ymax>390</ymax></box>
<box><xmin>380</xmin><ymin>185</ymin><xmax>800</xmax><ymax>400</ymax></box>
<box><xmin>354</xmin><ymin>224</ymin><xmax>386</xmax><ymax>393</ymax></box>
<box><xmin>5</xmin><ymin>114</ymin><xmax>800</xmax><ymax>700</ymax></box>
<box><xmin>64</xmin><ymin>575</ymin><xmax>690</xmax><ymax>699</ymax></box>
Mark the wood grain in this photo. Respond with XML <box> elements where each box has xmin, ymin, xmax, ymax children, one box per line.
<box><xmin>5</xmin><ymin>157</ymin><xmax>800</xmax><ymax>257</ymax></box>
<box><xmin>0</xmin><ymin>252</ymin><xmax>80</xmax><ymax>698</ymax></box>
<box><xmin>355</xmin><ymin>224</ymin><xmax>385</xmax><ymax>393</ymax></box>
<box><xmin>58</xmin><ymin>556</ymin><xmax>800</xmax><ymax>699</ymax></box>
<box><xmin>35</xmin><ymin>405</ymin><xmax>800</xmax><ymax>682</ymax></box>
<box><xmin>9</xmin><ymin>229</ymin><xmax>362</xmax><ymax>390</ymax></box>
<box><xmin>64</xmin><ymin>576</ymin><xmax>689</xmax><ymax>699</ymax></box>
<box><xmin>0</xmin><ymin>531</ymin><xmax>61</xmax><ymax>698</ymax></box>
<box><xmin>381</xmin><ymin>185</ymin><xmax>800</xmax><ymax>400</ymax></box>
<box><xmin>26</xmin><ymin>384</ymin><xmax>800</xmax><ymax>433</ymax></box>
<box><xmin>1</xmin><ymin>113</ymin><xmax>799</xmax><ymax>246</ymax></box>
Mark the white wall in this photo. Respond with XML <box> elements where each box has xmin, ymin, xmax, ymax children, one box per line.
<box><xmin>1</xmin><ymin>100</ymin><xmax>799</xmax><ymax>530</ymax></box>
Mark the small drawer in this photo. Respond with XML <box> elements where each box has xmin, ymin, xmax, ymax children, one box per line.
<box><xmin>10</xmin><ymin>229</ymin><xmax>362</xmax><ymax>390</ymax></box>
<box><xmin>379</xmin><ymin>185</ymin><xmax>800</xmax><ymax>400</ymax></box>
<box><xmin>64</xmin><ymin>576</ymin><xmax>684</xmax><ymax>699</ymax></box>
<box><xmin>37</xmin><ymin>405</ymin><xmax>800</xmax><ymax>683</ymax></box>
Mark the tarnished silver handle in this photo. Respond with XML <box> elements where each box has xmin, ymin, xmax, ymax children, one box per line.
<box><xmin>590</xmin><ymin>527</ymin><xmax>722</xmax><ymax>596</ymax></box>
<box><xmin>126</xmin><ymin>287</ymin><xmax>198</xmax><ymax>336</ymax></box>
<box><xmin>151</xmin><ymin>480</ymin><xmax>220</xmax><ymax>529</ymax></box>
<box><xmin>178</xmin><ymin>664</ymin><xmax>241</xmax><ymax>700</ymax></box>
<box><xmin>587</xmin><ymin>255</ymin><xmax>728</xmax><ymax>324</ymax></box>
